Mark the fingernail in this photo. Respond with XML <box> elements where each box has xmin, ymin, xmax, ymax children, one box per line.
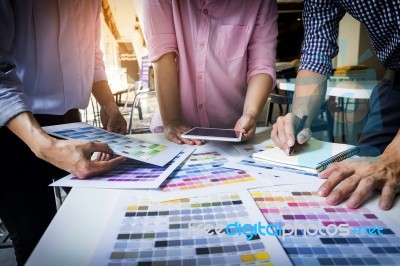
<box><xmin>298</xmin><ymin>134</ymin><xmax>305</xmax><ymax>143</ymax></box>
<box><xmin>326</xmin><ymin>194</ymin><xmax>337</xmax><ymax>204</ymax></box>
<box><xmin>287</xmin><ymin>139</ymin><xmax>294</xmax><ymax>146</ymax></box>
<box><xmin>348</xmin><ymin>197</ymin><xmax>358</xmax><ymax>207</ymax></box>
<box><xmin>379</xmin><ymin>201</ymin><xmax>389</xmax><ymax>210</ymax></box>
<box><xmin>318</xmin><ymin>187</ymin><xmax>327</xmax><ymax>196</ymax></box>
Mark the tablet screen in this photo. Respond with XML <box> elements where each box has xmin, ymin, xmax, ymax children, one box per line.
<box><xmin>181</xmin><ymin>127</ymin><xmax>242</xmax><ymax>142</ymax></box>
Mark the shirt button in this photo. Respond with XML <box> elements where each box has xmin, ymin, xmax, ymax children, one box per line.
<box><xmin>198</xmin><ymin>104</ymin><xmax>203</xmax><ymax>110</ymax></box>
<box><xmin>199</xmin><ymin>42</ymin><xmax>205</xmax><ymax>48</ymax></box>
<box><xmin>73</xmin><ymin>47</ymin><xmax>78</xmax><ymax>53</ymax></box>
<box><xmin>197</xmin><ymin>75</ymin><xmax>202</xmax><ymax>80</ymax></box>
<box><xmin>203</xmin><ymin>9</ymin><xmax>208</xmax><ymax>15</ymax></box>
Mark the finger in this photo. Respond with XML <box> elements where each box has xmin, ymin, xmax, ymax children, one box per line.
<box><xmin>86</xmin><ymin>141</ymin><xmax>114</xmax><ymax>155</ymax></box>
<box><xmin>378</xmin><ymin>182</ymin><xmax>399</xmax><ymax>210</ymax></box>
<box><xmin>346</xmin><ymin>175</ymin><xmax>378</xmax><ymax>209</ymax></box>
<box><xmin>276</xmin><ymin>117</ymin><xmax>289</xmax><ymax>151</ymax></box>
<box><xmin>297</xmin><ymin>128</ymin><xmax>311</xmax><ymax>144</ymax></box>
<box><xmin>318</xmin><ymin>164</ymin><xmax>353</xmax><ymax>196</ymax></box>
<box><xmin>325</xmin><ymin>173</ymin><xmax>362</xmax><ymax>205</ymax></box>
<box><xmin>284</xmin><ymin>118</ymin><xmax>295</xmax><ymax>148</ymax></box>
<box><xmin>86</xmin><ymin>156</ymin><xmax>127</xmax><ymax>177</ymax></box>
<box><xmin>319</xmin><ymin>164</ymin><xmax>340</xmax><ymax>178</ymax></box>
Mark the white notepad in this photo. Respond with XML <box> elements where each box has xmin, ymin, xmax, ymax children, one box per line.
<box><xmin>252</xmin><ymin>138</ymin><xmax>359</xmax><ymax>173</ymax></box>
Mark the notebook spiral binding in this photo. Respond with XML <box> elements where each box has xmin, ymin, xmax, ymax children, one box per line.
<box><xmin>316</xmin><ymin>146</ymin><xmax>360</xmax><ymax>173</ymax></box>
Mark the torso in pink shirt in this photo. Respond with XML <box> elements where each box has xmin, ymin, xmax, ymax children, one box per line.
<box><xmin>144</xmin><ymin>0</ymin><xmax>277</xmax><ymax>132</ymax></box>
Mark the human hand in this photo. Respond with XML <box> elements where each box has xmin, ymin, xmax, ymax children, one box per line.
<box><xmin>164</xmin><ymin>121</ymin><xmax>205</xmax><ymax>145</ymax></box>
<box><xmin>100</xmin><ymin>102</ymin><xmax>127</xmax><ymax>134</ymax></box>
<box><xmin>318</xmin><ymin>155</ymin><xmax>400</xmax><ymax>210</ymax></box>
<box><xmin>271</xmin><ymin>113</ymin><xmax>311</xmax><ymax>155</ymax></box>
<box><xmin>41</xmin><ymin>138</ymin><xmax>125</xmax><ymax>179</ymax></box>
<box><xmin>234</xmin><ymin>114</ymin><xmax>257</xmax><ymax>142</ymax></box>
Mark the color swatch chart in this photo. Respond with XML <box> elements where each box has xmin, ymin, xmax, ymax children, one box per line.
<box><xmin>224</xmin><ymin>157</ymin><xmax>318</xmax><ymax>186</ymax></box>
<box><xmin>140</xmin><ymin>147</ymin><xmax>267</xmax><ymax>202</ymax></box>
<box><xmin>250</xmin><ymin>190</ymin><xmax>400</xmax><ymax>266</ymax></box>
<box><xmin>90</xmin><ymin>190</ymin><xmax>292</xmax><ymax>265</ymax></box>
<box><xmin>43</xmin><ymin>122</ymin><xmax>182</xmax><ymax>166</ymax></box>
<box><xmin>51</xmin><ymin>148</ymin><xmax>195</xmax><ymax>189</ymax></box>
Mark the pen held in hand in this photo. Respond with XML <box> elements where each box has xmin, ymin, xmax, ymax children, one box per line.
<box><xmin>289</xmin><ymin>115</ymin><xmax>308</xmax><ymax>155</ymax></box>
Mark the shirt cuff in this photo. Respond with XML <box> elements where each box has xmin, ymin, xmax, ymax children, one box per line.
<box><xmin>147</xmin><ymin>34</ymin><xmax>179</xmax><ymax>62</ymax></box>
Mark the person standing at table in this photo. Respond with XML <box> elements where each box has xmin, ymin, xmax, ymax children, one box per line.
<box><xmin>271</xmin><ymin>0</ymin><xmax>400</xmax><ymax>210</ymax></box>
<box><xmin>0</xmin><ymin>1</ymin><xmax>127</xmax><ymax>264</ymax></box>
<box><xmin>143</xmin><ymin>0</ymin><xmax>278</xmax><ymax>144</ymax></box>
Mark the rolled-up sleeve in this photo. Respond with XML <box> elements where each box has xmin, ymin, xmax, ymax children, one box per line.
<box><xmin>247</xmin><ymin>0</ymin><xmax>278</xmax><ymax>83</ymax></box>
<box><xmin>300</xmin><ymin>0</ymin><xmax>346</xmax><ymax>75</ymax></box>
<box><xmin>93</xmin><ymin>0</ymin><xmax>107</xmax><ymax>83</ymax></box>
<box><xmin>0</xmin><ymin>1</ymin><xmax>31</xmax><ymax>126</ymax></box>
<box><xmin>143</xmin><ymin>0</ymin><xmax>179</xmax><ymax>62</ymax></box>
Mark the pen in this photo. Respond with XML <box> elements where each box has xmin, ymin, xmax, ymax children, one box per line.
<box><xmin>289</xmin><ymin>115</ymin><xmax>308</xmax><ymax>155</ymax></box>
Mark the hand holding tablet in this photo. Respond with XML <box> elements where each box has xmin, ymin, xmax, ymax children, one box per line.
<box><xmin>181</xmin><ymin>127</ymin><xmax>242</xmax><ymax>142</ymax></box>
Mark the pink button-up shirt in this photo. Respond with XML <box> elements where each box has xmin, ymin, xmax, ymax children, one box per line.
<box><xmin>144</xmin><ymin>0</ymin><xmax>277</xmax><ymax>132</ymax></box>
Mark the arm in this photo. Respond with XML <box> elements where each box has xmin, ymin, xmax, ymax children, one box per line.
<box><xmin>236</xmin><ymin>0</ymin><xmax>277</xmax><ymax>141</ymax></box>
<box><xmin>92</xmin><ymin>80</ymin><xmax>127</xmax><ymax>134</ymax></box>
<box><xmin>271</xmin><ymin>70</ymin><xmax>327</xmax><ymax>153</ymax></box>
<box><xmin>235</xmin><ymin>73</ymin><xmax>273</xmax><ymax>141</ymax></box>
<box><xmin>6</xmin><ymin>112</ymin><xmax>125</xmax><ymax>179</ymax></box>
<box><xmin>92</xmin><ymin>3</ymin><xmax>126</xmax><ymax>134</ymax></box>
<box><xmin>152</xmin><ymin>52</ymin><xmax>203</xmax><ymax>145</ymax></box>
<box><xmin>318</xmin><ymin>130</ymin><xmax>400</xmax><ymax>210</ymax></box>
<box><xmin>271</xmin><ymin>0</ymin><xmax>346</xmax><ymax>154</ymax></box>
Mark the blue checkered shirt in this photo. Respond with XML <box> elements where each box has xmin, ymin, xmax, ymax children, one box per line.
<box><xmin>299</xmin><ymin>0</ymin><xmax>400</xmax><ymax>75</ymax></box>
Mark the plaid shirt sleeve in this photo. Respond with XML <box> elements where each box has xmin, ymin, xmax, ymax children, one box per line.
<box><xmin>299</xmin><ymin>0</ymin><xmax>346</xmax><ymax>76</ymax></box>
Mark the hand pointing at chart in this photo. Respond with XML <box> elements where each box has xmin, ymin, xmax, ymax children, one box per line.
<box><xmin>318</xmin><ymin>130</ymin><xmax>400</xmax><ymax>211</ymax></box>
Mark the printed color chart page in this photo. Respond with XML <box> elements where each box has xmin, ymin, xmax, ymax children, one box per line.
<box><xmin>224</xmin><ymin>157</ymin><xmax>319</xmax><ymax>186</ymax></box>
<box><xmin>90</xmin><ymin>189</ymin><xmax>292</xmax><ymax>266</ymax></box>
<box><xmin>250</xmin><ymin>185</ymin><xmax>400</xmax><ymax>266</ymax></box>
<box><xmin>133</xmin><ymin>147</ymin><xmax>269</xmax><ymax>202</ymax></box>
<box><xmin>43</xmin><ymin>122</ymin><xmax>182</xmax><ymax>166</ymax></box>
<box><xmin>51</xmin><ymin>148</ymin><xmax>195</xmax><ymax>189</ymax></box>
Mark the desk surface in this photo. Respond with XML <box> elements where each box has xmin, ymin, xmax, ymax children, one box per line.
<box><xmin>27</xmin><ymin>129</ymin><xmax>400</xmax><ymax>266</ymax></box>
<box><xmin>277</xmin><ymin>79</ymin><xmax>377</xmax><ymax>99</ymax></box>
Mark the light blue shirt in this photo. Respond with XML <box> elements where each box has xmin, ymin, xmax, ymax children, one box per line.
<box><xmin>0</xmin><ymin>0</ymin><xmax>107</xmax><ymax>126</ymax></box>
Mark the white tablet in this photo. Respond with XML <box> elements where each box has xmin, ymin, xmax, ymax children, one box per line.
<box><xmin>181</xmin><ymin>127</ymin><xmax>242</xmax><ymax>142</ymax></box>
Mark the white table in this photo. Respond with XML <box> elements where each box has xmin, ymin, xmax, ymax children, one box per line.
<box><xmin>26</xmin><ymin>129</ymin><xmax>400</xmax><ymax>266</ymax></box>
<box><xmin>277</xmin><ymin>79</ymin><xmax>377</xmax><ymax>99</ymax></box>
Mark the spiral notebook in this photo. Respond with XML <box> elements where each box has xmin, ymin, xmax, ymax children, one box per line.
<box><xmin>252</xmin><ymin>138</ymin><xmax>360</xmax><ymax>173</ymax></box>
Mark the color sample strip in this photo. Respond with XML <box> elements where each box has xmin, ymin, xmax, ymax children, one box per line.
<box><xmin>43</xmin><ymin>122</ymin><xmax>183</xmax><ymax>166</ymax></box>
<box><xmin>141</xmin><ymin>147</ymin><xmax>269</xmax><ymax>202</ymax></box>
<box><xmin>50</xmin><ymin>148</ymin><xmax>195</xmax><ymax>189</ymax></box>
<box><xmin>250</xmin><ymin>190</ymin><xmax>400</xmax><ymax>265</ymax></box>
<box><xmin>90</xmin><ymin>190</ymin><xmax>292</xmax><ymax>265</ymax></box>
<box><xmin>224</xmin><ymin>157</ymin><xmax>318</xmax><ymax>186</ymax></box>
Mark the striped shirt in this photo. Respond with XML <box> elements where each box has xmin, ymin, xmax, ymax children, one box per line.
<box><xmin>300</xmin><ymin>0</ymin><xmax>400</xmax><ymax>75</ymax></box>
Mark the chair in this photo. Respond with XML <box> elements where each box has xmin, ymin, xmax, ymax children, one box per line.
<box><xmin>126</xmin><ymin>82</ymin><xmax>156</xmax><ymax>134</ymax></box>
<box><xmin>265</xmin><ymin>92</ymin><xmax>334</xmax><ymax>142</ymax></box>
<box><xmin>0</xmin><ymin>219</ymin><xmax>13</xmax><ymax>249</ymax></box>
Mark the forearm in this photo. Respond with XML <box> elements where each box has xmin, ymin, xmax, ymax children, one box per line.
<box><xmin>6</xmin><ymin>112</ymin><xmax>55</xmax><ymax>159</ymax></box>
<box><xmin>243</xmin><ymin>73</ymin><xmax>273</xmax><ymax>120</ymax></box>
<box><xmin>153</xmin><ymin>52</ymin><xmax>181</xmax><ymax>126</ymax></box>
<box><xmin>292</xmin><ymin>70</ymin><xmax>327</xmax><ymax>126</ymax></box>
<box><xmin>92</xmin><ymin>80</ymin><xmax>118</xmax><ymax>108</ymax></box>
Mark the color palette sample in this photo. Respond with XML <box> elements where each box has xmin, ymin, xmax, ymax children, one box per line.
<box><xmin>224</xmin><ymin>157</ymin><xmax>318</xmax><ymax>186</ymax></box>
<box><xmin>250</xmin><ymin>189</ymin><xmax>400</xmax><ymax>265</ymax></box>
<box><xmin>141</xmin><ymin>147</ymin><xmax>268</xmax><ymax>201</ymax></box>
<box><xmin>50</xmin><ymin>148</ymin><xmax>195</xmax><ymax>189</ymax></box>
<box><xmin>43</xmin><ymin>122</ymin><xmax>182</xmax><ymax>166</ymax></box>
<box><xmin>90</xmin><ymin>190</ymin><xmax>292</xmax><ymax>265</ymax></box>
